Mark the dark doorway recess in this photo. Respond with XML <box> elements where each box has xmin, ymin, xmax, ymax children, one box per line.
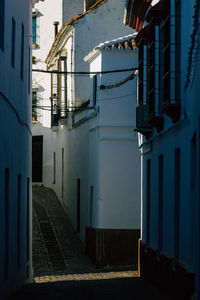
<box><xmin>32</xmin><ymin>136</ymin><xmax>43</xmax><ymax>182</ymax></box>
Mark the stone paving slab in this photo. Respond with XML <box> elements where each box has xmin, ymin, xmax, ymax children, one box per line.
<box><xmin>7</xmin><ymin>186</ymin><xmax>173</xmax><ymax>300</ymax></box>
<box><xmin>32</xmin><ymin>186</ymin><xmax>95</xmax><ymax>277</ymax></box>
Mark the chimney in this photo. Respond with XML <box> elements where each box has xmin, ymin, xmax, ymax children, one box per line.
<box><xmin>84</xmin><ymin>0</ymin><xmax>99</xmax><ymax>12</ymax></box>
<box><xmin>53</xmin><ymin>21</ymin><xmax>59</xmax><ymax>38</ymax></box>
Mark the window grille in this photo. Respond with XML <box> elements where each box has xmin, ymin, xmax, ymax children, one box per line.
<box><xmin>32</xmin><ymin>15</ymin><xmax>39</xmax><ymax>46</ymax></box>
<box><xmin>148</xmin><ymin>24</ymin><xmax>155</xmax><ymax>116</ymax></box>
<box><xmin>51</xmin><ymin>72</ymin><xmax>60</xmax><ymax>126</ymax></box>
<box><xmin>32</xmin><ymin>91</ymin><xmax>38</xmax><ymax>121</ymax></box>
<box><xmin>162</xmin><ymin>0</ymin><xmax>180</xmax><ymax>122</ymax></box>
<box><xmin>58</xmin><ymin>57</ymin><xmax>67</xmax><ymax>118</ymax></box>
<box><xmin>138</xmin><ymin>43</ymin><xmax>144</xmax><ymax>105</ymax></box>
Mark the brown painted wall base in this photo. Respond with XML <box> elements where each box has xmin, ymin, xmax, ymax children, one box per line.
<box><xmin>139</xmin><ymin>240</ymin><xmax>195</xmax><ymax>300</ymax></box>
<box><xmin>86</xmin><ymin>227</ymin><xmax>140</xmax><ymax>268</ymax></box>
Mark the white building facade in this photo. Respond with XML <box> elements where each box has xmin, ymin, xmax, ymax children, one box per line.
<box><xmin>32</xmin><ymin>0</ymin><xmax>83</xmax><ymax>183</ymax></box>
<box><xmin>83</xmin><ymin>36</ymin><xmax>141</xmax><ymax>265</ymax></box>
<box><xmin>44</xmin><ymin>0</ymin><xmax>141</xmax><ymax>266</ymax></box>
<box><xmin>0</xmin><ymin>0</ymin><xmax>40</xmax><ymax>298</ymax></box>
<box><xmin>125</xmin><ymin>0</ymin><xmax>200</xmax><ymax>298</ymax></box>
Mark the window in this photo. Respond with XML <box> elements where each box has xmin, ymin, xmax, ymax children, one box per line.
<box><xmin>138</xmin><ymin>42</ymin><xmax>144</xmax><ymax>105</ymax></box>
<box><xmin>191</xmin><ymin>133</ymin><xmax>197</xmax><ymax>268</ymax></box>
<box><xmin>20</xmin><ymin>23</ymin><xmax>24</xmax><ymax>80</ymax></box>
<box><xmin>51</xmin><ymin>73</ymin><xmax>59</xmax><ymax>126</ymax></box>
<box><xmin>146</xmin><ymin>12</ymin><xmax>163</xmax><ymax>131</ymax></box>
<box><xmin>136</xmin><ymin>0</ymin><xmax>180</xmax><ymax>136</ymax></box>
<box><xmin>136</xmin><ymin>32</ymin><xmax>153</xmax><ymax>138</ymax></box>
<box><xmin>137</xmin><ymin>29</ymin><xmax>149</xmax><ymax>106</ymax></box>
<box><xmin>26</xmin><ymin>178</ymin><xmax>30</xmax><ymax>262</ymax></box>
<box><xmin>32</xmin><ymin>90</ymin><xmax>38</xmax><ymax>121</ymax></box>
<box><xmin>161</xmin><ymin>0</ymin><xmax>180</xmax><ymax>122</ymax></box>
<box><xmin>146</xmin><ymin>159</ymin><xmax>151</xmax><ymax>245</ymax></box>
<box><xmin>32</xmin><ymin>9</ymin><xmax>40</xmax><ymax>48</ymax></box>
<box><xmin>52</xmin><ymin>72</ymin><xmax>58</xmax><ymax>97</ymax></box>
<box><xmin>4</xmin><ymin>168</ymin><xmax>10</xmax><ymax>280</ymax></box>
<box><xmin>159</xmin><ymin>18</ymin><xmax>165</xmax><ymax>112</ymax></box>
<box><xmin>58</xmin><ymin>57</ymin><xmax>67</xmax><ymax>118</ymax></box>
<box><xmin>90</xmin><ymin>75</ymin><xmax>97</xmax><ymax>106</ymax></box>
<box><xmin>17</xmin><ymin>174</ymin><xmax>21</xmax><ymax>271</ymax></box>
<box><xmin>148</xmin><ymin>24</ymin><xmax>155</xmax><ymax>117</ymax></box>
<box><xmin>158</xmin><ymin>155</ymin><xmax>163</xmax><ymax>252</ymax></box>
<box><xmin>174</xmin><ymin>148</ymin><xmax>180</xmax><ymax>261</ymax></box>
<box><xmin>32</xmin><ymin>16</ymin><xmax>37</xmax><ymax>44</ymax></box>
<box><xmin>0</xmin><ymin>0</ymin><xmax>5</xmax><ymax>51</ymax></box>
<box><xmin>11</xmin><ymin>18</ymin><xmax>16</xmax><ymax>67</ymax></box>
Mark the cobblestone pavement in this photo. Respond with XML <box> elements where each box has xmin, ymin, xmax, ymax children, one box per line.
<box><xmin>8</xmin><ymin>186</ymin><xmax>172</xmax><ymax>300</ymax></box>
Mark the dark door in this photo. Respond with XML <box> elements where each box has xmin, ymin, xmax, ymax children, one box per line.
<box><xmin>32</xmin><ymin>136</ymin><xmax>43</xmax><ymax>182</ymax></box>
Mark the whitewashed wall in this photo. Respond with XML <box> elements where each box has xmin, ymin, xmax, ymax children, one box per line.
<box><xmin>87</xmin><ymin>49</ymin><xmax>140</xmax><ymax>230</ymax></box>
<box><xmin>0</xmin><ymin>0</ymin><xmax>33</xmax><ymax>298</ymax></box>
<box><xmin>32</xmin><ymin>1</ymin><xmax>82</xmax><ymax>193</ymax></box>
<box><xmin>139</xmin><ymin>0</ymin><xmax>200</xmax><ymax>298</ymax></box>
<box><xmin>63</xmin><ymin>0</ymin><xmax>83</xmax><ymax>23</ymax></box>
<box><xmin>32</xmin><ymin>0</ymin><xmax>63</xmax><ymax>129</ymax></box>
<box><xmin>73</xmin><ymin>0</ymin><xmax>134</xmax><ymax>106</ymax></box>
<box><xmin>44</xmin><ymin>0</ymin><xmax>137</xmax><ymax>242</ymax></box>
<box><xmin>62</xmin><ymin>1</ymin><xmax>137</xmax><ymax>240</ymax></box>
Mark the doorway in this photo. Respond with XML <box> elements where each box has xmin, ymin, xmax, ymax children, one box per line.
<box><xmin>32</xmin><ymin>136</ymin><xmax>43</xmax><ymax>182</ymax></box>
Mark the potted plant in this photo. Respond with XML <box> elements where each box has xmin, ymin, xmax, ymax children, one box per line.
<box><xmin>32</xmin><ymin>111</ymin><xmax>38</xmax><ymax>121</ymax></box>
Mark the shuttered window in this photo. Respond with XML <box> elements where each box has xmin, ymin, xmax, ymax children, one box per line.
<box><xmin>32</xmin><ymin>16</ymin><xmax>37</xmax><ymax>44</ymax></box>
<box><xmin>162</xmin><ymin>0</ymin><xmax>180</xmax><ymax>122</ymax></box>
<box><xmin>148</xmin><ymin>25</ymin><xmax>155</xmax><ymax>116</ymax></box>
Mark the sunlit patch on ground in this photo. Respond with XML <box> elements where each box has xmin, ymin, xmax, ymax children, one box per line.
<box><xmin>34</xmin><ymin>270</ymin><xmax>139</xmax><ymax>283</ymax></box>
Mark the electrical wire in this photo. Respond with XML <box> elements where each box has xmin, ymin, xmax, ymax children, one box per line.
<box><xmin>100</xmin><ymin>71</ymin><xmax>137</xmax><ymax>90</ymax></box>
<box><xmin>33</xmin><ymin>92</ymin><xmax>137</xmax><ymax>115</ymax></box>
<box><xmin>32</xmin><ymin>67</ymin><xmax>138</xmax><ymax>75</ymax></box>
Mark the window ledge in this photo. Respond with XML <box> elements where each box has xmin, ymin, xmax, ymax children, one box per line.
<box><xmin>162</xmin><ymin>100</ymin><xmax>180</xmax><ymax>123</ymax></box>
<box><xmin>135</xmin><ymin>127</ymin><xmax>153</xmax><ymax>139</ymax></box>
<box><xmin>32</xmin><ymin>43</ymin><xmax>39</xmax><ymax>49</ymax></box>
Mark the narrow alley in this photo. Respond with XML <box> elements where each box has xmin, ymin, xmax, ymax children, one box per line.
<box><xmin>7</xmin><ymin>187</ymin><xmax>172</xmax><ymax>300</ymax></box>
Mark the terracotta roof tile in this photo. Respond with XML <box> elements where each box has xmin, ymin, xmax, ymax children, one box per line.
<box><xmin>84</xmin><ymin>34</ymin><xmax>137</xmax><ymax>62</ymax></box>
<box><xmin>98</xmin><ymin>34</ymin><xmax>137</xmax><ymax>51</ymax></box>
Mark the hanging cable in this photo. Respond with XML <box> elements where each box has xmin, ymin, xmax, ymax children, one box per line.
<box><xmin>100</xmin><ymin>70</ymin><xmax>137</xmax><ymax>90</ymax></box>
<box><xmin>32</xmin><ymin>67</ymin><xmax>138</xmax><ymax>75</ymax></box>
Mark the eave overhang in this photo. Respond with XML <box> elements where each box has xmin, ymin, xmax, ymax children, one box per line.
<box><xmin>124</xmin><ymin>0</ymin><xmax>152</xmax><ymax>31</ymax></box>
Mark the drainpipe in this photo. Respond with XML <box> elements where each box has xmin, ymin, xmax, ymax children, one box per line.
<box><xmin>53</xmin><ymin>21</ymin><xmax>59</xmax><ymax>38</ymax></box>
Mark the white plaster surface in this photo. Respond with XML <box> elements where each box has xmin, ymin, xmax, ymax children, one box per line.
<box><xmin>35</xmin><ymin>0</ymin><xmax>140</xmax><ymax>244</ymax></box>
<box><xmin>0</xmin><ymin>0</ymin><xmax>34</xmax><ymax>297</ymax></box>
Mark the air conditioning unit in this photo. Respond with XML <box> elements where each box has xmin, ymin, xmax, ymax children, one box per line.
<box><xmin>136</xmin><ymin>104</ymin><xmax>152</xmax><ymax>135</ymax></box>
